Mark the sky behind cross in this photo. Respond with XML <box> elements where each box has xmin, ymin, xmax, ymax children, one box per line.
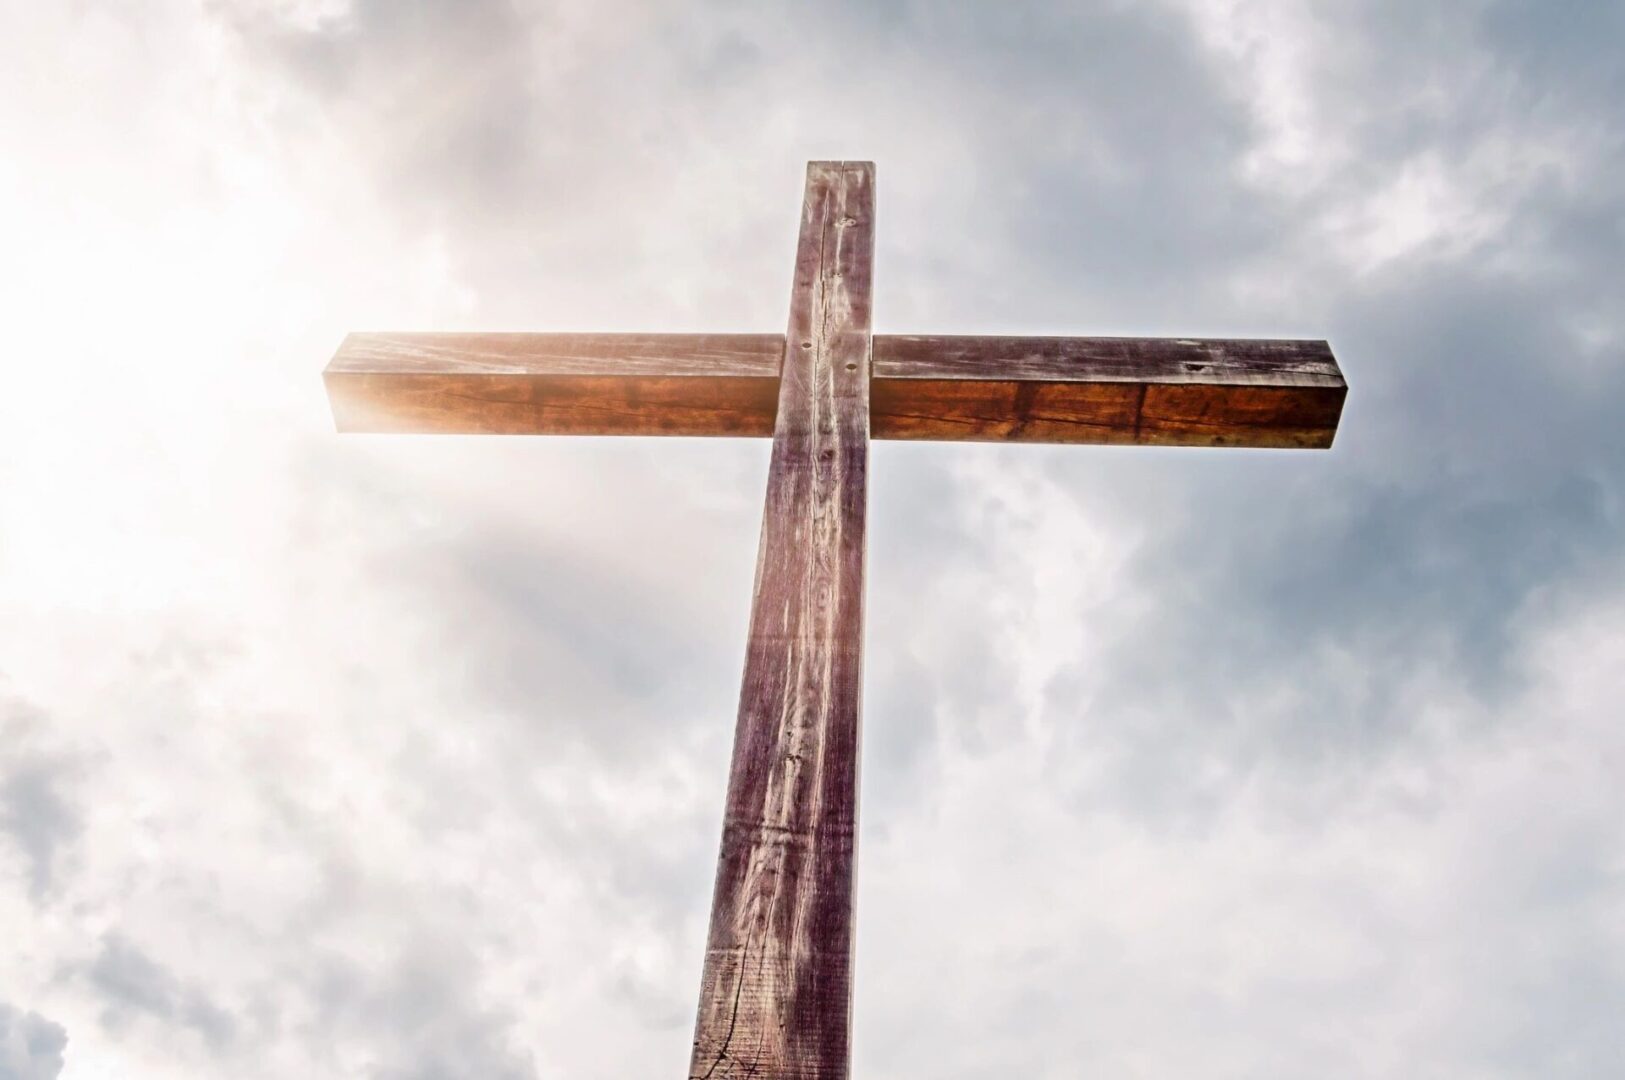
<box><xmin>2</xmin><ymin>3</ymin><xmax>1623</xmax><ymax>1078</ymax></box>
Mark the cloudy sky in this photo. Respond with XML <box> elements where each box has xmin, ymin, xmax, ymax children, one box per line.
<box><xmin>3</xmin><ymin>1</ymin><xmax>1624</xmax><ymax>1077</ymax></box>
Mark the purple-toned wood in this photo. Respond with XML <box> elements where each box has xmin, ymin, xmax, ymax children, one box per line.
<box><xmin>687</xmin><ymin>162</ymin><xmax>873</xmax><ymax>1080</ymax></box>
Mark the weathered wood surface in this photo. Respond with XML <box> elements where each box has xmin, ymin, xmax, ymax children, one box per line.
<box><xmin>325</xmin><ymin>333</ymin><xmax>1344</xmax><ymax>447</ymax></box>
<box><xmin>324</xmin><ymin>332</ymin><xmax>782</xmax><ymax>437</ymax></box>
<box><xmin>689</xmin><ymin>162</ymin><xmax>873</xmax><ymax>1080</ymax></box>
<box><xmin>877</xmin><ymin>334</ymin><xmax>1340</xmax><ymax>383</ymax></box>
<box><xmin>874</xmin><ymin>335</ymin><xmax>1344</xmax><ymax>447</ymax></box>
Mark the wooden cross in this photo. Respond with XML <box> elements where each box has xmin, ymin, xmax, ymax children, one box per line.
<box><xmin>324</xmin><ymin>161</ymin><xmax>1346</xmax><ymax>1079</ymax></box>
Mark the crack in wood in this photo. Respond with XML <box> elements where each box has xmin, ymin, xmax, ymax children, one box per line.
<box><xmin>687</xmin><ymin>161</ymin><xmax>872</xmax><ymax>1080</ymax></box>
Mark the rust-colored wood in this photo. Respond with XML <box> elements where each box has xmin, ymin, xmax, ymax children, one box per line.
<box><xmin>324</xmin><ymin>333</ymin><xmax>1344</xmax><ymax>447</ymax></box>
<box><xmin>871</xmin><ymin>335</ymin><xmax>1344</xmax><ymax>447</ymax></box>
<box><xmin>688</xmin><ymin>162</ymin><xmax>873</xmax><ymax>1080</ymax></box>
<box><xmin>324</xmin><ymin>333</ymin><xmax>782</xmax><ymax>437</ymax></box>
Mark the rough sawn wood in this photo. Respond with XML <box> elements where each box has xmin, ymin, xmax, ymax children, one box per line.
<box><xmin>326</xmin><ymin>332</ymin><xmax>1344</xmax><ymax>447</ymax></box>
<box><xmin>687</xmin><ymin>161</ymin><xmax>873</xmax><ymax>1080</ymax></box>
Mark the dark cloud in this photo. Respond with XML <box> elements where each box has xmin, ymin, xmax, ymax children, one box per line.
<box><xmin>1476</xmin><ymin>0</ymin><xmax>1625</xmax><ymax>107</ymax></box>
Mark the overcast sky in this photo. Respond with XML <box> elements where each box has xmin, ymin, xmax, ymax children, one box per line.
<box><xmin>3</xmin><ymin>1</ymin><xmax>1624</xmax><ymax>1077</ymax></box>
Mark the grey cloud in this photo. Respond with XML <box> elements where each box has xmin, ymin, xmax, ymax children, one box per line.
<box><xmin>326</xmin><ymin>443</ymin><xmax>760</xmax><ymax>760</ymax></box>
<box><xmin>0</xmin><ymin>1004</ymin><xmax>66</xmax><ymax>1080</ymax></box>
<box><xmin>0</xmin><ymin>701</ymin><xmax>81</xmax><ymax>902</ymax></box>
<box><xmin>305</xmin><ymin>939</ymin><xmax>534</xmax><ymax>1080</ymax></box>
<box><xmin>418</xmin><ymin>522</ymin><xmax>718</xmax><ymax>736</ymax></box>
<box><xmin>1035</xmin><ymin>313</ymin><xmax>1623</xmax><ymax>820</ymax></box>
<box><xmin>938</xmin><ymin>11</ymin><xmax>1268</xmax><ymax>313</ymax></box>
<box><xmin>886</xmin><ymin>2</ymin><xmax>1625</xmax><ymax>817</ymax></box>
<box><xmin>1459</xmin><ymin>1</ymin><xmax>1624</xmax><ymax>110</ymax></box>
<box><xmin>87</xmin><ymin>936</ymin><xmax>238</xmax><ymax>1052</ymax></box>
<box><xmin>234</xmin><ymin>0</ymin><xmax>545</xmax><ymax>215</ymax></box>
<box><xmin>217</xmin><ymin>0</ymin><xmax>791</xmax><ymax>322</ymax></box>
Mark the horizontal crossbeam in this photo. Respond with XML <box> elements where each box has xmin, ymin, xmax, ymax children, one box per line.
<box><xmin>325</xmin><ymin>332</ymin><xmax>1345</xmax><ymax>448</ymax></box>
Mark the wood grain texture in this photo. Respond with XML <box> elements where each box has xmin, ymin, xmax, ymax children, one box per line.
<box><xmin>688</xmin><ymin>162</ymin><xmax>874</xmax><ymax>1080</ymax></box>
<box><xmin>324</xmin><ymin>333</ymin><xmax>1343</xmax><ymax>446</ymax></box>
<box><xmin>872</xmin><ymin>335</ymin><xmax>1344</xmax><ymax>447</ymax></box>
<box><xmin>324</xmin><ymin>333</ymin><xmax>782</xmax><ymax>437</ymax></box>
<box><xmin>876</xmin><ymin>334</ymin><xmax>1341</xmax><ymax>384</ymax></box>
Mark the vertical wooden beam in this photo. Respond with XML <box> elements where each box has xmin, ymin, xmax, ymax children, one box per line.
<box><xmin>689</xmin><ymin>162</ymin><xmax>875</xmax><ymax>1079</ymax></box>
